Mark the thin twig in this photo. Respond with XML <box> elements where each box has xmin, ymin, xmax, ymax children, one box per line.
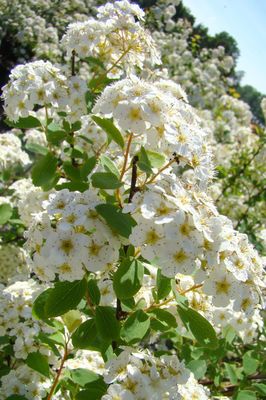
<box><xmin>47</xmin><ymin>341</ymin><xmax>69</xmax><ymax>400</ymax></box>
<box><xmin>144</xmin><ymin>154</ymin><xmax>179</xmax><ymax>186</ymax></box>
<box><xmin>71</xmin><ymin>50</ymin><xmax>76</xmax><ymax>76</ymax></box>
<box><xmin>128</xmin><ymin>155</ymin><xmax>139</xmax><ymax>203</ymax></box>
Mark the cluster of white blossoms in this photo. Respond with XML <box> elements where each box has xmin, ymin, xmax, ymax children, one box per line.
<box><xmin>26</xmin><ymin>188</ymin><xmax>121</xmax><ymax>281</ymax></box>
<box><xmin>0</xmin><ymin>132</ymin><xmax>30</xmax><ymax>170</ymax></box>
<box><xmin>71</xmin><ymin>116</ymin><xmax>107</xmax><ymax>157</ymax></box>
<box><xmin>0</xmin><ymin>280</ymin><xmax>53</xmax><ymax>357</ymax></box>
<box><xmin>93</xmin><ymin>76</ymin><xmax>214</xmax><ymax>186</ymax></box>
<box><xmin>0</xmin><ymin>0</ymin><xmax>97</xmax><ymax>63</ymax></box>
<box><xmin>2</xmin><ymin>60</ymin><xmax>87</xmax><ymax>123</ymax></box>
<box><xmin>125</xmin><ymin>174</ymin><xmax>265</xmax><ymax>311</ymax></box>
<box><xmin>146</xmin><ymin>1</ymin><xmax>265</xmax><ymax>244</ymax></box>
<box><xmin>0</xmin><ymin>280</ymin><xmax>58</xmax><ymax>399</ymax></box>
<box><xmin>62</xmin><ymin>0</ymin><xmax>161</xmax><ymax>77</ymax></box>
<box><xmin>0</xmin><ymin>2</ymin><xmax>265</xmax><ymax>398</ymax></box>
<box><xmin>212</xmin><ymin>94</ymin><xmax>254</xmax><ymax>146</ymax></box>
<box><xmin>0</xmin><ymin>365</ymin><xmax>51</xmax><ymax>400</ymax></box>
<box><xmin>152</xmin><ymin>15</ymin><xmax>234</xmax><ymax>109</ymax></box>
<box><xmin>175</xmin><ymin>274</ymin><xmax>264</xmax><ymax>344</ymax></box>
<box><xmin>101</xmin><ymin>348</ymin><xmax>205</xmax><ymax>400</ymax></box>
<box><xmin>0</xmin><ymin>244</ymin><xmax>28</xmax><ymax>283</ymax></box>
<box><xmin>64</xmin><ymin>349</ymin><xmax>106</xmax><ymax>374</ymax></box>
<box><xmin>24</xmin><ymin>128</ymin><xmax>47</xmax><ymax>147</ymax></box>
<box><xmin>9</xmin><ymin>178</ymin><xmax>51</xmax><ymax>227</ymax></box>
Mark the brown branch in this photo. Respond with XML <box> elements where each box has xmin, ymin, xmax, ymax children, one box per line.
<box><xmin>47</xmin><ymin>342</ymin><xmax>69</xmax><ymax>400</ymax></box>
<box><xmin>144</xmin><ymin>154</ymin><xmax>179</xmax><ymax>186</ymax></box>
<box><xmin>71</xmin><ymin>50</ymin><xmax>76</xmax><ymax>76</ymax></box>
<box><xmin>128</xmin><ymin>155</ymin><xmax>139</xmax><ymax>203</ymax></box>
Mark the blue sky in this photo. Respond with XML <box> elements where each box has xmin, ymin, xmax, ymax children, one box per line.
<box><xmin>183</xmin><ymin>0</ymin><xmax>266</xmax><ymax>93</ymax></box>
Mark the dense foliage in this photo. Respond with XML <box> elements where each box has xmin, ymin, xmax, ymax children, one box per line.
<box><xmin>0</xmin><ymin>1</ymin><xmax>265</xmax><ymax>399</ymax></box>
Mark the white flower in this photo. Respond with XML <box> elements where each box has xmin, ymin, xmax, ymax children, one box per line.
<box><xmin>203</xmin><ymin>267</ymin><xmax>240</xmax><ymax>307</ymax></box>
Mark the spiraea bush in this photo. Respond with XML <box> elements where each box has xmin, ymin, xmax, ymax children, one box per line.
<box><xmin>0</xmin><ymin>1</ymin><xmax>265</xmax><ymax>399</ymax></box>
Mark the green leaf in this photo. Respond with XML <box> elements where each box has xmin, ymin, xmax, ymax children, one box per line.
<box><xmin>222</xmin><ymin>325</ymin><xmax>236</xmax><ymax>344</ymax></box>
<box><xmin>88</xmin><ymin>279</ymin><xmax>101</xmax><ymax>306</ymax></box>
<box><xmin>80</xmin><ymin>156</ymin><xmax>97</xmax><ymax>179</ymax></box>
<box><xmin>45</xmin><ymin>279</ymin><xmax>87</xmax><ymax>318</ymax></box>
<box><xmin>26</xmin><ymin>351</ymin><xmax>50</xmax><ymax>378</ymax></box>
<box><xmin>121</xmin><ymin>298</ymin><xmax>135</xmax><ymax>312</ymax></box>
<box><xmin>224</xmin><ymin>362</ymin><xmax>238</xmax><ymax>385</ymax></box>
<box><xmin>172</xmin><ymin>286</ymin><xmax>189</xmax><ymax>307</ymax></box>
<box><xmin>113</xmin><ymin>258</ymin><xmax>144</xmax><ymax>299</ymax></box>
<box><xmin>70</xmin><ymin>368</ymin><xmax>100</xmax><ymax>387</ymax></box>
<box><xmin>92</xmin><ymin>116</ymin><xmax>124</xmax><ymax>149</ymax></box>
<box><xmin>100</xmin><ymin>155</ymin><xmax>120</xmax><ymax>177</ymax></box>
<box><xmin>96</xmin><ymin>203</ymin><xmax>137</xmax><ymax>238</ymax></box>
<box><xmin>63</xmin><ymin>120</ymin><xmax>71</xmax><ymax>133</ymax></box>
<box><xmin>32</xmin><ymin>288</ymin><xmax>54</xmax><ymax>320</ymax></box>
<box><xmin>77</xmin><ymin>134</ymin><xmax>93</xmax><ymax>145</ymax></box>
<box><xmin>121</xmin><ymin>310</ymin><xmax>150</xmax><ymax>344</ymax></box>
<box><xmin>72</xmin><ymin>121</ymin><xmax>82</xmax><ymax>131</ymax></box>
<box><xmin>45</xmin><ymin>332</ymin><xmax>65</xmax><ymax>346</ymax></box>
<box><xmin>95</xmin><ymin>306</ymin><xmax>120</xmax><ymax>341</ymax></box>
<box><xmin>137</xmin><ymin>146</ymin><xmax>153</xmax><ymax>174</ymax></box>
<box><xmin>31</xmin><ymin>152</ymin><xmax>59</xmax><ymax>190</ymax></box>
<box><xmin>5</xmin><ymin>116</ymin><xmax>41</xmax><ymax>129</ymax></box>
<box><xmin>71</xmin><ymin>318</ymin><xmax>108</xmax><ymax>353</ymax></box>
<box><xmin>236</xmin><ymin>390</ymin><xmax>257</xmax><ymax>400</ymax></box>
<box><xmin>91</xmin><ymin>172</ymin><xmax>122</xmax><ymax>189</ymax></box>
<box><xmin>156</xmin><ymin>270</ymin><xmax>172</xmax><ymax>300</ymax></box>
<box><xmin>76</xmin><ymin>379</ymin><xmax>107</xmax><ymax>400</ymax></box>
<box><xmin>85</xmin><ymin>56</ymin><xmax>106</xmax><ymax>70</ymax></box>
<box><xmin>0</xmin><ymin>336</ymin><xmax>10</xmax><ymax>346</ymax></box>
<box><xmin>72</xmin><ymin>319</ymin><xmax>96</xmax><ymax>349</ymax></box>
<box><xmin>46</xmin><ymin>122</ymin><xmax>66</xmax><ymax>144</ymax></box>
<box><xmin>187</xmin><ymin>359</ymin><xmax>207</xmax><ymax>380</ymax></box>
<box><xmin>252</xmin><ymin>383</ymin><xmax>266</xmax><ymax>396</ymax></box>
<box><xmin>63</xmin><ymin>161</ymin><xmax>81</xmax><ymax>181</ymax></box>
<box><xmin>25</xmin><ymin>142</ymin><xmax>48</xmax><ymax>155</ymax></box>
<box><xmin>0</xmin><ymin>203</ymin><xmax>13</xmax><ymax>225</ymax></box>
<box><xmin>148</xmin><ymin>308</ymin><xmax>177</xmax><ymax>332</ymax></box>
<box><xmin>146</xmin><ymin>150</ymin><xmax>166</xmax><ymax>168</ymax></box>
<box><xmin>243</xmin><ymin>351</ymin><xmax>259</xmax><ymax>375</ymax></box>
<box><xmin>89</xmin><ymin>77</ymin><xmax>116</xmax><ymax>92</ymax></box>
<box><xmin>177</xmin><ymin>305</ymin><xmax>218</xmax><ymax>348</ymax></box>
<box><xmin>6</xmin><ymin>396</ymin><xmax>28</xmax><ymax>400</ymax></box>
<box><xmin>55</xmin><ymin>181</ymin><xmax>89</xmax><ymax>192</ymax></box>
<box><xmin>37</xmin><ymin>332</ymin><xmax>61</xmax><ymax>357</ymax></box>
<box><xmin>62</xmin><ymin>310</ymin><xmax>83</xmax><ymax>333</ymax></box>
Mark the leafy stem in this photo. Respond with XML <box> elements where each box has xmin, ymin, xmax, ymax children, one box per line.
<box><xmin>47</xmin><ymin>339</ymin><xmax>69</xmax><ymax>400</ymax></box>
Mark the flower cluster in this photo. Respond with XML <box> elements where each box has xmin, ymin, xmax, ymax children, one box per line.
<box><xmin>0</xmin><ymin>280</ymin><xmax>57</xmax><ymax>399</ymax></box>
<box><xmin>26</xmin><ymin>189</ymin><xmax>121</xmax><ymax>281</ymax></box>
<box><xmin>62</xmin><ymin>0</ymin><xmax>161</xmax><ymax>77</ymax></box>
<box><xmin>0</xmin><ymin>2</ymin><xmax>265</xmax><ymax>399</ymax></box>
<box><xmin>147</xmin><ymin>0</ymin><xmax>266</xmax><ymax>249</ymax></box>
<box><xmin>10</xmin><ymin>178</ymin><xmax>51</xmax><ymax>227</ymax></box>
<box><xmin>2</xmin><ymin>60</ymin><xmax>87</xmax><ymax>123</ymax></box>
<box><xmin>93</xmin><ymin>76</ymin><xmax>214</xmax><ymax>186</ymax></box>
<box><xmin>152</xmin><ymin>16</ymin><xmax>234</xmax><ymax>109</ymax></box>
<box><xmin>125</xmin><ymin>174</ymin><xmax>265</xmax><ymax>311</ymax></box>
<box><xmin>175</xmin><ymin>274</ymin><xmax>264</xmax><ymax>344</ymax></box>
<box><xmin>0</xmin><ymin>0</ymin><xmax>96</xmax><ymax>63</ymax></box>
<box><xmin>0</xmin><ymin>244</ymin><xmax>28</xmax><ymax>284</ymax></box>
<box><xmin>102</xmin><ymin>348</ymin><xmax>196</xmax><ymax>400</ymax></box>
<box><xmin>0</xmin><ymin>132</ymin><xmax>30</xmax><ymax>170</ymax></box>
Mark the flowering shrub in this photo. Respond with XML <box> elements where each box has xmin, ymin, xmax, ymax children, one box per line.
<box><xmin>0</xmin><ymin>1</ymin><xmax>265</xmax><ymax>399</ymax></box>
<box><xmin>145</xmin><ymin>0</ymin><xmax>266</xmax><ymax>252</ymax></box>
